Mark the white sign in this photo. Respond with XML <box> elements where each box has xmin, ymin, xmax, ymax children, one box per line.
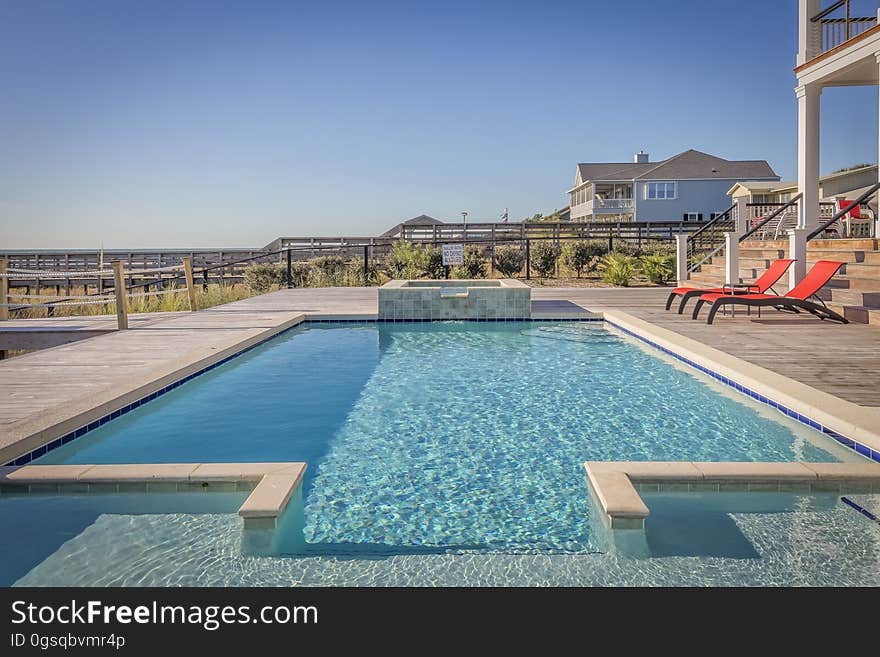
<box><xmin>442</xmin><ymin>243</ymin><xmax>464</xmax><ymax>266</ymax></box>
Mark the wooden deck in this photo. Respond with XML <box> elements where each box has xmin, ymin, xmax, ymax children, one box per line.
<box><xmin>1</xmin><ymin>284</ymin><xmax>879</xmax><ymax>463</ymax></box>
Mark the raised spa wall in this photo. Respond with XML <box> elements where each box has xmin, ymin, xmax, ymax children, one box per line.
<box><xmin>378</xmin><ymin>279</ymin><xmax>531</xmax><ymax>320</ymax></box>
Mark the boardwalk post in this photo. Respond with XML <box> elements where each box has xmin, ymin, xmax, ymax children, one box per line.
<box><xmin>362</xmin><ymin>245</ymin><xmax>369</xmax><ymax>284</ymax></box>
<box><xmin>112</xmin><ymin>260</ymin><xmax>128</xmax><ymax>330</ymax></box>
<box><xmin>287</xmin><ymin>249</ymin><xmax>293</xmax><ymax>289</ymax></box>
<box><xmin>0</xmin><ymin>259</ymin><xmax>8</xmax><ymax>321</ymax></box>
<box><xmin>525</xmin><ymin>239</ymin><xmax>531</xmax><ymax>280</ymax></box>
<box><xmin>183</xmin><ymin>257</ymin><xmax>197</xmax><ymax>311</ymax></box>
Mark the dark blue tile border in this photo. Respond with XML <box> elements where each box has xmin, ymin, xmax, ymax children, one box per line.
<box><xmin>841</xmin><ymin>497</ymin><xmax>880</xmax><ymax>524</ymax></box>
<box><xmin>5</xmin><ymin>316</ymin><xmax>603</xmax><ymax>465</ymax></box>
<box><xmin>604</xmin><ymin>319</ymin><xmax>880</xmax><ymax>465</ymax></box>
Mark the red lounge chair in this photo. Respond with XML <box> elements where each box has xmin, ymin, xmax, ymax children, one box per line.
<box><xmin>665</xmin><ymin>258</ymin><xmax>795</xmax><ymax>314</ymax></box>
<box><xmin>691</xmin><ymin>260</ymin><xmax>848</xmax><ymax>325</ymax></box>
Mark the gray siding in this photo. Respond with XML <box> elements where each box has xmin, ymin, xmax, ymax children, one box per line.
<box><xmin>634</xmin><ymin>179</ymin><xmax>744</xmax><ymax>221</ymax></box>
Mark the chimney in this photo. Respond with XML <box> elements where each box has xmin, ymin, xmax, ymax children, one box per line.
<box><xmin>634</xmin><ymin>150</ymin><xmax>649</xmax><ymax>164</ymax></box>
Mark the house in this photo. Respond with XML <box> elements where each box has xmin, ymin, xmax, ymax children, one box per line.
<box><xmin>728</xmin><ymin>164</ymin><xmax>879</xmax><ymax>223</ymax></box>
<box><xmin>785</xmin><ymin>0</ymin><xmax>880</xmax><ymax>284</ymax></box>
<box><xmin>568</xmin><ymin>149</ymin><xmax>779</xmax><ymax>223</ymax></box>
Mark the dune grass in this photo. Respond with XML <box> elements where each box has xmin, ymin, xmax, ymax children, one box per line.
<box><xmin>7</xmin><ymin>284</ymin><xmax>254</xmax><ymax>319</ymax></box>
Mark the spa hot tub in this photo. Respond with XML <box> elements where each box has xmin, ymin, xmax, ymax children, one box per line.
<box><xmin>378</xmin><ymin>279</ymin><xmax>531</xmax><ymax>320</ymax></box>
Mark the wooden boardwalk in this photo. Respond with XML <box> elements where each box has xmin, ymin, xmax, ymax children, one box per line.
<box><xmin>2</xmin><ymin>284</ymin><xmax>879</xmax><ymax>462</ymax></box>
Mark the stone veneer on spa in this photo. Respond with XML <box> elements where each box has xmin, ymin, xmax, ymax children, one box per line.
<box><xmin>378</xmin><ymin>279</ymin><xmax>531</xmax><ymax>320</ymax></box>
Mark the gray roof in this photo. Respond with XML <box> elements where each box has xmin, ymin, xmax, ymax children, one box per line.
<box><xmin>380</xmin><ymin>214</ymin><xmax>444</xmax><ymax>238</ymax></box>
<box><xmin>577</xmin><ymin>149</ymin><xmax>778</xmax><ymax>183</ymax></box>
<box><xmin>401</xmin><ymin>214</ymin><xmax>443</xmax><ymax>225</ymax></box>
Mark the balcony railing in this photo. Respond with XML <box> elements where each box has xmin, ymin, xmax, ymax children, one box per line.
<box><xmin>812</xmin><ymin>1</ymin><xmax>877</xmax><ymax>54</ymax></box>
<box><xmin>590</xmin><ymin>198</ymin><xmax>634</xmax><ymax>210</ymax></box>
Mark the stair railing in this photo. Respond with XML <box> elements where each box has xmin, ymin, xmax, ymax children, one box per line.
<box><xmin>685</xmin><ymin>204</ymin><xmax>736</xmax><ymax>273</ymax></box>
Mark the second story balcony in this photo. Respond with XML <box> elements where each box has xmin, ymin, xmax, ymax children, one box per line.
<box><xmin>811</xmin><ymin>1</ymin><xmax>877</xmax><ymax>54</ymax></box>
<box><xmin>797</xmin><ymin>1</ymin><xmax>880</xmax><ymax>86</ymax></box>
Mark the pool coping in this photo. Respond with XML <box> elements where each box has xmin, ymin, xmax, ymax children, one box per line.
<box><xmin>0</xmin><ymin>462</ymin><xmax>307</xmax><ymax>529</ymax></box>
<box><xmin>584</xmin><ymin>460</ymin><xmax>880</xmax><ymax>529</ymax></box>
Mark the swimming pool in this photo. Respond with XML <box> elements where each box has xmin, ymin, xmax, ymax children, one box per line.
<box><xmin>15</xmin><ymin>321</ymin><xmax>871</xmax><ymax>585</ymax></box>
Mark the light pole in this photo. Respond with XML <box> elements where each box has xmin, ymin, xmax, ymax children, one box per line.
<box><xmin>461</xmin><ymin>211</ymin><xmax>468</xmax><ymax>225</ymax></box>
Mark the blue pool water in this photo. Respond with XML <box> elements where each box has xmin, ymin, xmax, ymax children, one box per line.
<box><xmin>35</xmin><ymin>321</ymin><xmax>851</xmax><ymax>558</ymax></box>
<box><xmin>8</xmin><ymin>491</ymin><xmax>880</xmax><ymax>586</ymax></box>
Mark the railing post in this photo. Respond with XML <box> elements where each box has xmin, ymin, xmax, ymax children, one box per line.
<box><xmin>788</xmin><ymin>228</ymin><xmax>808</xmax><ymax>291</ymax></box>
<box><xmin>112</xmin><ymin>260</ymin><xmax>128</xmax><ymax>330</ymax></box>
<box><xmin>287</xmin><ymin>249</ymin><xmax>293</xmax><ymax>289</ymax></box>
<box><xmin>525</xmin><ymin>239</ymin><xmax>531</xmax><ymax>280</ymax></box>
<box><xmin>724</xmin><ymin>231</ymin><xmax>741</xmax><ymax>286</ymax></box>
<box><xmin>0</xmin><ymin>259</ymin><xmax>8</xmax><ymax>321</ymax></box>
<box><xmin>183</xmin><ymin>257</ymin><xmax>197</xmax><ymax>311</ymax></box>
<box><xmin>734</xmin><ymin>197</ymin><xmax>748</xmax><ymax>233</ymax></box>
<box><xmin>363</xmin><ymin>245</ymin><xmax>369</xmax><ymax>284</ymax></box>
<box><xmin>675</xmin><ymin>234</ymin><xmax>689</xmax><ymax>285</ymax></box>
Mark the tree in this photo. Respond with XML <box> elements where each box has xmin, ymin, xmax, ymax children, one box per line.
<box><xmin>493</xmin><ymin>245</ymin><xmax>524</xmax><ymax>277</ymax></box>
<box><xmin>561</xmin><ymin>240</ymin><xmax>606</xmax><ymax>278</ymax></box>
<box><xmin>530</xmin><ymin>241</ymin><xmax>560</xmax><ymax>277</ymax></box>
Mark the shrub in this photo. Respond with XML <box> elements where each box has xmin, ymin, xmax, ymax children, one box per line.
<box><xmin>647</xmin><ymin>242</ymin><xmax>676</xmax><ymax>257</ymax></box>
<box><xmin>610</xmin><ymin>241</ymin><xmax>642</xmax><ymax>257</ymax></box>
<box><xmin>453</xmin><ymin>245</ymin><xmax>487</xmax><ymax>279</ymax></box>
<box><xmin>423</xmin><ymin>247</ymin><xmax>446</xmax><ymax>279</ymax></box>
<box><xmin>289</xmin><ymin>261</ymin><xmax>312</xmax><ymax>288</ymax></box>
<box><xmin>346</xmin><ymin>258</ymin><xmax>380</xmax><ymax>286</ymax></box>
<box><xmin>384</xmin><ymin>241</ymin><xmax>438</xmax><ymax>279</ymax></box>
<box><xmin>640</xmin><ymin>253</ymin><xmax>675</xmax><ymax>285</ymax></box>
<box><xmin>493</xmin><ymin>245</ymin><xmax>524</xmax><ymax>277</ymax></box>
<box><xmin>243</xmin><ymin>262</ymin><xmax>287</xmax><ymax>292</ymax></box>
<box><xmin>309</xmin><ymin>256</ymin><xmax>348</xmax><ymax>286</ymax></box>
<box><xmin>599</xmin><ymin>252</ymin><xmax>637</xmax><ymax>287</ymax></box>
<box><xmin>530</xmin><ymin>241</ymin><xmax>560</xmax><ymax>277</ymax></box>
<box><xmin>561</xmin><ymin>240</ymin><xmax>606</xmax><ymax>278</ymax></box>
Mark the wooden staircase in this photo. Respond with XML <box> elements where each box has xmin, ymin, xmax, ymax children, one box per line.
<box><xmin>688</xmin><ymin>238</ymin><xmax>880</xmax><ymax>325</ymax></box>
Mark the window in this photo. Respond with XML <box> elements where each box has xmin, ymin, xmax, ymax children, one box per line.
<box><xmin>646</xmin><ymin>182</ymin><xmax>676</xmax><ymax>200</ymax></box>
<box><xmin>683</xmin><ymin>212</ymin><xmax>703</xmax><ymax>222</ymax></box>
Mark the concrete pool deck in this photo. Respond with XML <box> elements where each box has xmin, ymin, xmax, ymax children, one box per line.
<box><xmin>1</xmin><ymin>285</ymin><xmax>879</xmax><ymax>464</ymax></box>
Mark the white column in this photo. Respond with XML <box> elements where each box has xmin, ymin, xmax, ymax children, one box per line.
<box><xmin>796</xmin><ymin>83</ymin><xmax>821</xmax><ymax>231</ymax></box>
<box><xmin>788</xmin><ymin>228</ymin><xmax>807</xmax><ymax>291</ymax></box>
<box><xmin>794</xmin><ymin>83</ymin><xmax>820</xmax><ymax>287</ymax></box>
<box><xmin>675</xmin><ymin>234</ymin><xmax>688</xmax><ymax>285</ymax></box>
<box><xmin>734</xmin><ymin>196</ymin><xmax>748</xmax><ymax>234</ymax></box>
<box><xmin>798</xmin><ymin>0</ymin><xmax>821</xmax><ymax>65</ymax></box>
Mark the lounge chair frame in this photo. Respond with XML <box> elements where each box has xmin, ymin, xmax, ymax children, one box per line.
<box><xmin>664</xmin><ymin>259</ymin><xmax>794</xmax><ymax>314</ymax></box>
<box><xmin>692</xmin><ymin>293</ymin><xmax>848</xmax><ymax>325</ymax></box>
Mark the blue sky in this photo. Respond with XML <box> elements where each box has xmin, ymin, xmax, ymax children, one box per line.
<box><xmin>1</xmin><ymin>0</ymin><xmax>877</xmax><ymax>248</ymax></box>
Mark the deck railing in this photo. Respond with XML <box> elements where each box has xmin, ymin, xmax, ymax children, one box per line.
<box><xmin>812</xmin><ymin>0</ymin><xmax>877</xmax><ymax>54</ymax></box>
<box><xmin>591</xmin><ymin>198</ymin><xmax>635</xmax><ymax>210</ymax></box>
<box><xmin>685</xmin><ymin>205</ymin><xmax>736</xmax><ymax>273</ymax></box>
<box><xmin>807</xmin><ymin>181</ymin><xmax>880</xmax><ymax>239</ymax></box>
